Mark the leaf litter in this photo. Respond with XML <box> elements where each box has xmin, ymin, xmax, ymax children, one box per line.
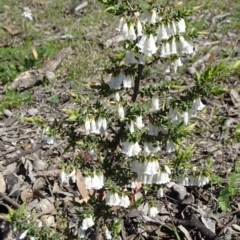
<box><xmin>0</xmin><ymin>0</ymin><xmax>240</xmax><ymax>239</ymax></box>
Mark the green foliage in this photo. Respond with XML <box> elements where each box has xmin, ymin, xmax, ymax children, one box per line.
<box><xmin>218</xmin><ymin>162</ymin><xmax>240</xmax><ymax>211</ymax></box>
<box><xmin>0</xmin><ymin>42</ymin><xmax>62</xmax><ymax>84</ymax></box>
<box><xmin>0</xmin><ymin>90</ymin><xmax>32</xmax><ymax>113</ymax></box>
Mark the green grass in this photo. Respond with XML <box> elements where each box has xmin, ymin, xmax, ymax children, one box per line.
<box><xmin>0</xmin><ymin>90</ymin><xmax>32</xmax><ymax>113</ymax></box>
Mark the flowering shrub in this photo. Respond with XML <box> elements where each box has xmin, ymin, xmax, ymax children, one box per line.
<box><xmin>59</xmin><ymin>0</ymin><xmax>240</xmax><ymax>239</ymax></box>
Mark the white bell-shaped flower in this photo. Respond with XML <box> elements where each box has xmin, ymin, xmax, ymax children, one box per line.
<box><xmin>132</xmin><ymin>142</ymin><xmax>141</xmax><ymax>156</ymax></box>
<box><xmin>128</xmin><ymin>24</ymin><xmax>136</xmax><ymax>41</ymax></box>
<box><xmin>171</xmin><ymin>38</ymin><xmax>178</xmax><ymax>55</ymax></box>
<box><xmin>116</xmin><ymin>17</ymin><xmax>124</xmax><ymax>31</ymax></box>
<box><xmin>148</xmin><ymin>206</ymin><xmax>159</xmax><ymax>218</ymax></box>
<box><xmin>172</xmin><ymin>58</ymin><xmax>183</xmax><ymax>73</ymax></box>
<box><xmin>123</xmin><ymin>75</ymin><xmax>132</xmax><ymax>88</ymax></box>
<box><xmin>105</xmin><ymin>228</ymin><xmax>112</xmax><ymax>240</ymax></box>
<box><xmin>153</xmin><ymin>171</ymin><xmax>171</xmax><ymax>184</ymax></box>
<box><xmin>120</xmin><ymin>195</ymin><xmax>130</xmax><ymax>208</ymax></box>
<box><xmin>144</xmin><ymin>160</ymin><xmax>159</xmax><ymax>175</ymax></box>
<box><xmin>182</xmin><ymin>111</ymin><xmax>189</xmax><ymax>125</ymax></box>
<box><xmin>143</xmin><ymin>142</ymin><xmax>151</xmax><ymax>155</ymax></box>
<box><xmin>106</xmin><ymin>191</ymin><xmax>121</xmax><ymax>206</ymax></box>
<box><xmin>142</xmin><ymin>34</ymin><xmax>158</xmax><ymax>56</ymax></box>
<box><xmin>136</xmin><ymin>35</ymin><xmax>147</xmax><ymax>51</ymax></box>
<box><xmin>126</xmin><ymin>121</ymin><xmax>134</xmax><ymax>133</ymax></box>
<box><xmin>109</xmin><ymin>74</ymin><xmax>122</xmax><ymax>90</ymax></box>
<box><xmin>148</xmin><ymin>9</ymin><xmax>157</xmax><ymax>24</ymax></box>
<box><xmin>141</xmin><ymin>174</ymin><xmax>154</xmax><ymax>184</ymax></box>
<box><xmin>157</xmin><ymin>188</ymin><xmax>164</xmax><ymax>198</ymax></box>
<box><xmin>177</xmin><ymin>176</ymin><xmax>190</xmax><ymax>186</ymax></box>
<box><xmin>81</xmin><ymin>216</ymin><xmax>95</xmax><ymax>230</ymax></box>
<box><xmin>136</xmin><ymin>19</ymin><xmax>143</xmax><ymax>36</ymax></box>
<box><xmin>171</xmin><ymin>20</ymin><xmax>177</xmax><ymax>35</ymax></box>
<box><xmin>164</xmin><ymin>165</ymin><xmax>171</xmax><ymax>174</ymax></box>
<box><xmin>148</xmin><ymin>123</ymin><xmax>159</xmax><ymax>136</ymax></box>
<box><xmin>166</xmin><ymin>139</ymin><xmax>176</xmax><ymax>153</ymax></box>
<box><xmin>122</xmin><ymin>22</ymin><xmax>129</xmax><ymax>39</ymax></box>
<box><xmin>166</xmin><ymin>22</ymin><xmax>174</xmax><ymax>37</ymax></box>
<box><xmin>135</xmin><ymin>115</ymin><xmax>144</xmax><ymax>129</ymax></box>
<box><xmin>160</xmin><ymin>44</ymin><xmax>167</xmax><ymax>58</ymax></box>
<box><xmin>164</xmin><ymin>42</ymin><xmax>171</xmax><ymax>56</ymax></box>
<box><xmin>85</xmin><ymin>118</ymin><xmax>91</xmax><ymax>134</ymax></box>
<box><xmin>178</xmin><ymin>36</ymin><xmax>194</xmax><ymax>54</ymax></box>
<box><xmin>152</xmin><ymin>95</ymin><xmax>159</xmax><ymax>111</ymax></box>
<box><xmin>157</xmin><ymin>24</ymin><xmax>169</xmax><ymax>41</ymax></box>
<box><xmin>122</xmin><ymin>141</ymin><xmax>133</xmax><ymax>157</ymax></box>
<box><xmin>84</xmin><ymin>176</ymin><xmax>92</xmax><ymax>189</ymax></box>
<box><xmin>118</xmin><ymin>105</ymin><xmax>125</xmax><ymax>121</ymax></box>
<box><xmin>125</xmin><ymin>50</ymin><xmax>136</xmax><ymax>64</ymax></box>
<box><xmin>164</xmin><ymin>62</ymin><xmax>171</xmax><ymax>73</ymax></box>
<box><xmin>168</xmin><ymin>107</ymin><xmax>180</xmax><ymax>126</ymax></box>
<box><xmin>189</xmin><ymin>98</ymin><xmax>205</xmax><ymax>117</ymax></box>
<box><xmin>115</xmin><ymin>92</ymin><xmax>120</xmax><ymax>102</ymax></box>
<box><xmin>90</xmin><ymin>118</ymin><xmax>100</xmax><ymax>134</ymax></box>
<box><xmin>177</xmin><ymin>18</ymin><xmax>186</xmax><ymax>33</ymax></box>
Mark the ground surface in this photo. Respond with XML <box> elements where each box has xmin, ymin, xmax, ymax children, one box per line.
<box><xmin>0</xmin><ymin>0</ymin><xmax>240</xmax><ymax>239</ymax></box>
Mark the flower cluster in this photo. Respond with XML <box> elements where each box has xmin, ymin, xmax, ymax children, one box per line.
<box><xmin>84</xmin><ymin>172</ymin><xmax>104</xmax><ymax>190</ymax></box>
<box><xmin>122</xmin><ymin>141</ymin><xmax>141</xmax><ymax>157</ymax></box>
<box><xmin>60</xmin><ymin>169</ymin><xmax>76</xmax><ymax>185</ymax></box>
<box><xmin>177</xmin><ymin>175</ymin><xmax>209</xmax><ymax>187</ymax></box>
<box><xmin>109</xmin><ymin>73</ymin><xmax>132</xmax><ymax>90</ymax></box>
<box><xmin>74</xmin><ymin>216</ymin><xmax>95</xmax><ymax>239</ymax></box>
<box><xmin>85</xmin><ymin>117</ymin><xmax>107</xmax><ymax>135</ymax></box>
<box><xmin>22</xmin><ymin>7</ymin><xmax>33</xmax><ymax>21</ymax></box>
<box><xmin>131</xmin><ymin>162</ymin><xmax>171</xmax><ymax>185</ymax></box>
<box><xmin>106</xmin><ymin>191</ymin><xmax>130</xmax><ymax>208</ymax></box>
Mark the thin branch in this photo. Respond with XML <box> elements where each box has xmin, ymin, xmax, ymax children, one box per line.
<box><xmin>0</xmin><ymin>193</ymin><xmax>20</xmax><ymax>209</ymax></box>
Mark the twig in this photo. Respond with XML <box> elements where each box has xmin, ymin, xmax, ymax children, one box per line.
<box><xmin>3</xmin><ymin>141</ymin><xmax>47</xmax><ymax>166</ymax></box>
<box><xmin>0</xmin><ymin>192</ymin><xmax>20</xmax><ymax>209</ymax></box>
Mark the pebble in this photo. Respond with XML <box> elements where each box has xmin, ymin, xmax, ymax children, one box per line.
<box><xmin>165</xmin><ymin>75</ymin><xmax>171</xmax><ymax>81</ymax></box>
<box><xmin>28</xmin><ymin>108</ymin><xmax>38</xmax><ymax>116</ymax></box>
<box><xmin>45</xmin><ymin>71</ymin><xmax>56</xmax><ymax>82</ymax></box>
<box><xmin>187</xmin><ymin>67</ymin><xmax>196</xmax><ymax>75</ymax></box>
<box><xmin>3</xmin><ymin>109</ymin><xmax>13</xmax><ymax>117</ymax></box>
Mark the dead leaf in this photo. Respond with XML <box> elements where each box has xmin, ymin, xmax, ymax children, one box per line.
<box><xmin>230</xmin><ymin>89</ymin><xmax>240</xmax><ymax>107</ymax></box>
<box><xmin>0</xmin><ymin>173</ymin><xmax>6</xmax><ymax>193</ymax></box>
<box><xmin>52</xmin><ymin>181</ymin><xmax>60</xmax><ymax>193</ymax></box>
<box><xmin>41</xmin><ymin>215</ymin><xmax>56</xmax><ymax>227</ymax></box>
<box><xmin>178</xmin><ymin>225</ymin><xmax>193</xmax><ymax>240</ymax></box>
<box><xmin>21</xmin><ymin>188</ymin><xmax>33</xmax><ymax>202</ymax></box>
<box><xmin>201</xmin><ymin>217</ymin><xmax>216</xmax><ymax>233</ymax></box>
<box><xmin>135</xmin><ymin>182</ymin><xmax>142</xmax><ymax>193</ymax></box>
<box><xmin>2</xmin><ymin>24</ymin><xmax>22</xmax><ymax>35</ymax></box>
<box><xmin>32</xmin><ymin>47</ymin><xmax>38</xmax><ymax>60</ymax></box>
<box><xmin>76</xmin><ymin>169</ymin><xmax>89</xmax><ymax>199</ymax></box>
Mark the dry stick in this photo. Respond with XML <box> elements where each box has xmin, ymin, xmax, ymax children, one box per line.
<box><xmin>0</xmin><ymin>192</ymin><xmax>20</xmax><ymax>209</ymax></box>
<box><xmin>173</xmin><ymin>214</ymin><xmax>222</xmax><ymax>240</ymax></box>
<box><xmin>3</xmin><ymin>141</ymin><xmax>47</xmax><ymax>166</ymax></box>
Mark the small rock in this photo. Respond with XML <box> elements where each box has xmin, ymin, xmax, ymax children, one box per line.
<box><xmin>165</xmin><ymin>75</ymin><xmax>171</xmax><ymax>81</ymax></box>
<box><xmin>3</xmin><ymin>109</ymin><xmax>12</xmax><ymax>117</ymax></box>
<box><xmin>187</xmin><ymin>67</ymin><xmax>196</xmax><ymax>75</ymax></box>
<box><xmin>33</xmin><ymin>159</ymin><xmax>48</xmax><ymax>171</ymax></box>
<box><xmin>27</xmin><ymin>108</ymin><xmax>38</xmax><ymax>116</ymax></box>
<box><xmin>172</xmin><ymin>184</ymin><xmax>189</xmax><ymax>201</ymax></box>
<box><xmin>45</xmin><ymin>71</ymin><xmax>56</xmax><ymax>82</ymax></box>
